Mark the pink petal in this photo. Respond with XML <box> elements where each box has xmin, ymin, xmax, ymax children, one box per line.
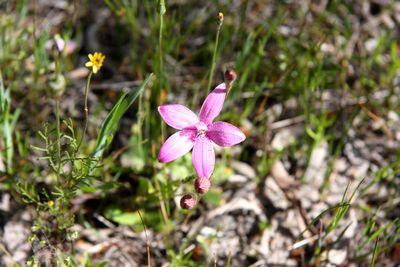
<box><xmin>199</xmin><ymin>83</ymin><xmax>227</xmax><ymax>125</ymax></box>
<box><xmin>158</xmin><ymin>130</ymin><xmax>195</xmax><ymax>163</ymax></box>
<box><xmin>158</xmin><ymin>105</ymin><xmax>199</xmax><ymax>130</ymax></box>
<box><xmin>192</xmin><ymin>136</ymin><xmax>215</xmax><ymax>178</ymax></box>
<box><xmin>207</xmin><ymin>121</ymin><xmax>246</xmax><ymax>147</ymax></box>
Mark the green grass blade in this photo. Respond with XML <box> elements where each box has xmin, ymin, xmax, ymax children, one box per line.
<box><xmin>0</xmin><ymin>71</ymin><xmax>14</xmax><ymax>173</ymax></box>
<box><xmin>370</xmin><ymin>237</ymin><xmax>379</xmax><ymax>267</ymax></box>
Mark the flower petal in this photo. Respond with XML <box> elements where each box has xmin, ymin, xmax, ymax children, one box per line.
<box><xmin>192</xmin><ymin>136</ymin><xmax>215</xmax><ymax>178</ymax></box>
<box><xmin>207</xmin><ymin>121</ymin><xmax>246</xmax><ymax>147</ymax></box>
<box><xmin>158</xmin><ymin>130</ymin><xmax>195</xmax><ymax>163</ymax></box>
<box><xmin>199</xmin><ymin>83</ymin><xmax>227</xmax><ymax>125</ymax></box>
<box><xmin>158</xmin><ymin>104</ymin><xmax>199</xmax><ymax>130</ymax></box>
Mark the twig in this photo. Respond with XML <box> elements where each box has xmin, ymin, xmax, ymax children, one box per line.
<box><xmin>94</xmin><ymin>213</ymin><xmax>116</xmax><ymax>229</ymax></box>
<box><xmin>360</xmin><ymin>103</ymin><xmax>393</xmax><ymax>139</ymax></box>
<box><xmin>0</xmin><ymin>241</ymin><xmax>14</xmax><ymax>264</ymax></box>
<box><xmin>270</xmin><ymin>115</ymin><xmax>305</xmax><ymax>130</ymax></box>
<box><xmin>288</xmin><ymin>235</ymin><xmax>319</xmax><ymax>251</ymax></box>
<box><xmin>270</xmin><ymin>161</ymin><xmax>318</xmax><ymax>236</ymax></box>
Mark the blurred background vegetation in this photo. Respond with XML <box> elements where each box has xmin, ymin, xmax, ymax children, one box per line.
<box><xmin>0</xmin><ymin>0</ymin><xmax>399</xmax><ymax>266</ymax></box>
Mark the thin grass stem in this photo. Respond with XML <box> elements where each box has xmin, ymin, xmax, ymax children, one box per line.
<box><xmin>77</xmin><ymin>71</ymin><xmax>93</xmax><ymax>152</ymax></box>
<box><xmin>137</xmin><ymin>209</ymin><xmax>152</xmax><ymax>267</ymax></box>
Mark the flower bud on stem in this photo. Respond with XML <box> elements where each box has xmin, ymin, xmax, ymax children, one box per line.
<box><xmin>224</xmin><ymin>68</ymin><xmax>237</xmax><ymax>92</ymax></box>
<box><xmin>180</xmin><ymin>194</ymin><xmax>197</xmax><ymax>209</ymax></box>
<box><xmin>206</xmin><ymin>12</ymin><xmax>224</xmax><ymax>92</ymax></box>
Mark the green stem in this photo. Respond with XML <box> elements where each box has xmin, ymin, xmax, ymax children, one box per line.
<box><xmin>77</xmin><ymin>71</ymin><xmax>92</xmax><ymax>153</ymax></box>
<box><xmin>158</xmin><ymin>0</ymin><xmax>167</xmax><ymax>150</ymax></box>
<box><xmin>138</xmin><ymin>88</ymin><xmax>144</xmax><ymax>155</ymax></box>
<box><xmin>207</xmin><ymin>19</ymin><xmax>223</xmax><ymax>91</ymax></box>
<box><xmin>55</xmin><ymin>98</ymin><xmax>61</xmax><ymax>176</ymax></box>
<box><xmin>158</xmin><ymin>0</ymin><xmax>166</xmax><ymax>89</ymax></box>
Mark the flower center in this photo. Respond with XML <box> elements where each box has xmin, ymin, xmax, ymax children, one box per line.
<box><xmin>195</xmin><ymin>122</ymin><xmax>208</xmax><ymax>136</ymax></box>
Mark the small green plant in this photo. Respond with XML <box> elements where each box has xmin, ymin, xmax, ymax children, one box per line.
<box><xmin>16</xmin><ymin>53</ymin><xmax>154</xmax><ymax>262</ymax></box>
<box><xmin>0</xmin><ymin>71</ymin><xmax>19</xmax><ymax>175</ymax></box>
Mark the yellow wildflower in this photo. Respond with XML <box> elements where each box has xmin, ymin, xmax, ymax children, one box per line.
<box><xmin>85</xmin><ymin>52</ymin><xmax>105</xmax><ymax>74</ymax></box>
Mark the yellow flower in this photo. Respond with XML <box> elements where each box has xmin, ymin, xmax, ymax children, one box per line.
<box><xmin>85</xmin><ymin>52</ymin><xmax>105</xmax><ymax>74</ymax></box>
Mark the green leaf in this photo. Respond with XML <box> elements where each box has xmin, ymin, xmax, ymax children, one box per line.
<box><xmin>203</xmin><ymin>188</ymin><xmax>222</xmax><ymax>206</ymax></box>
<box><xmin>0</xmin><ymin>71</ymin><xmax>14</xmax><ymax>173</ymax></box>
<box><xmin>104</xmin><ymin>207</ymin><xmax>141</xmax><ymax>226</ymax></box>
<box><xmin>92</xmin><ymin>74</ymin><xmax>154</xmax><ymax>158</ymax></box>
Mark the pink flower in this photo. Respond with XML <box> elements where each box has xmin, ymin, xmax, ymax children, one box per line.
<box><xmin>158</xmin><ymin>83</ymin><xmax>246</xmax><ymax>178</ymax></box>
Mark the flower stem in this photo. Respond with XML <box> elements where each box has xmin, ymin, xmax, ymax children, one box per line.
<box><xmin>155</xmin><ymin>178</ymin><xmax>170</xmax><ymax>225</ymax></box>
<box><xmin>158</xmin><ymin>0</ymin><xmax>167</xmax><ymax>149</ymax></box>
<box><xmin>207</xmin><ymin>17</ymin><xmax>223</xmax><ymax>91</ymax></box>
<box><xmin>77</xmin><ymin>71</ymin><xmax>92</xmax><ymax>152</ymax></box>
<box><xmin>158</xmin><ymin>0</ymin><xmax>166</xmax><ymax>89</ymax></box>
<box><xmin>55</xmin><ymin>98</ymin><xmax>61</xmax><ymax>176</ymax></box>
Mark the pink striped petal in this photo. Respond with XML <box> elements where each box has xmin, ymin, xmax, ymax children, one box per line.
<box><xmin>207</xmin><ymin>121</ymin><xmax>246</xmax><ymax>147</ymax></box>
<box><xmin>192</xmin><ymin>136</ymin><xmax>215</xmax><ymax>178</ymax></box>
<box><xmin>158</xmin><ymin>105</ymin><xmax>199</xmax><ymax>130</ymax></box>
<box><xmin>158</xmin><ymin>130</ymin><xmax>195</xmax><ymax>163</ymax></box>
<box><xmin>199</xmin><ymin>83</ymin><xmax>227</xmax><ymax>125</ymax></box>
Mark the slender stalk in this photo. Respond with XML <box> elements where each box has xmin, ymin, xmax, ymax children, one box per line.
<box><xmin>192</xmin><ymin>14</ymin><xmax>223</xmax><ymax>107</ymax></box>
<box><xmin>138</xmin><ymin>87</ymin><xmax>144</xmax><ymax>154</ymax></box>
<box><xmin>207</xmin><ymin>15</ymin><xmax>223</xmax><ymax>91</ymax></box>
<box><xmin>77</xmin><ymin>71</ymin><xmax>92</xmax><ymax>152</ymax></box>
<box><xmin>55</xmin><ymin>98</ymin><xmax>61</xmax><ymax>176</ymax></box>
<box><xmin>156</xmin><ymin>0</ymin><xmax>170</xmax><ymax>227</ymax></box>
<box><xmin>30</xmin><ymin>0</ymin><xmax>39</xmax><ymax>114</ymax></box>
<box><xmin>155</xmin><ymin>178</ymin><xmax>169</xmax><ymax>225</ymax></box>
<box><xmin>137</xmin><ymin>210</ymin><xmax>151</xmax><ymax>267</ymax></box>
<box><xmin>371</xmin><ymin>237</ymin><xmax>379</xmax><ymax>267</ymax></box>
<box><xmin>158</xmin><ymin>0</ymin><xmax>166</xmax><ymax>89</ymax></box>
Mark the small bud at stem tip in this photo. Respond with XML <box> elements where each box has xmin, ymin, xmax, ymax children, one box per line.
<box><xmin>218</xmin><ymin>12</ymin><xmax>224</xmax><ymax>22</ymax></box>
<box><xmin>180</xmin><ymin>194</ymin><xmax>197</xmax><ymax>209</ymax></box>
<box><xmin>224</xmin><ymin>68</ymin><xmax>237</xmax><ymax>91</ymax></box>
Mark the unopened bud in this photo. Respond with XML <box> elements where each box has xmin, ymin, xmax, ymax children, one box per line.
<box><xmin>224</xmin><ymin>68</ymin><xmax>237</xmax><ymax>91</ymax></box>
<box><xmin>180</xmin><ymin>194</ymin><xmax>196</xmax><ymax>209</ymax></box>
<box><xmin>218</xmin><ymin>12</ymin><xmax>224</xmax><ymax>22</ymax></box>
<box><xmin>49</xmin><ymin>73</ymin><xmax>66</xmax><ymax>98</ymax></box>
<box><xmin>194</xmin><ymin>177</ymin><xmax>211</xmax><ymax>194</ymax></box>
<box><xmin>225</xmin><ymin>68</ymin><xmax>237</xmax><ymax>84</ymax></box>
